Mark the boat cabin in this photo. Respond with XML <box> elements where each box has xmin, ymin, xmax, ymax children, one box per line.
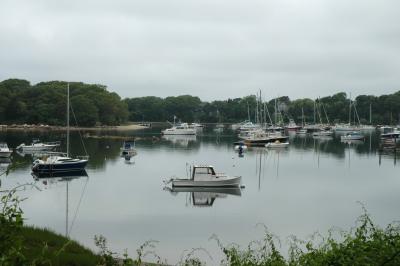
<box><xmin>0</xmin><ymin>142</ymin><xmax>9</xmax><ymax>149</ymax></box>
<box><xmin>192</xmin><ymin>165</ymin><xmax>216</xmax><ymax>180</ymax></box>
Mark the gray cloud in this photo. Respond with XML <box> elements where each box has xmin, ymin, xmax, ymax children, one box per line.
<box><xmin>1</xmin><ymin>0</ymin><xmax>399</xmax><ymax>101</ymax></box>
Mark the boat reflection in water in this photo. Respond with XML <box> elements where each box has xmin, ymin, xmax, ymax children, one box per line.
<box><xmin>16</xmin><ymin>150</ymin><xmax>64</xmax><ymax>159</ymax></box>
<box><xmin>32</xmin><ymin>170</ymin><xmax>88</xmax><ymax>181</ymax></box>
<box><xmin>0</xmin><ymin>158</ymin><xmax>11</xmax><ymax>177</ymax></box>
<box><xmin>165</xmin><ymin>187</ymin><xmax>242</xmax><ymax>207</ymax></box>
<box><xmin>162</xmin><ymin>135</ymin><xmax>197</xmax><ymax>147</ymax></box>
<box><xmin>31</xmin><ymin>170</ymin><xmax>88</xmax><ymax>237</ymax></box>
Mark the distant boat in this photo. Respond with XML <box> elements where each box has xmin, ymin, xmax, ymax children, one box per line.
<box><xmin>296</xmin><ymin>129</ymin><xmax>307</xmax><ymax>135</ymax></box>
<box><xmin>120</xmin><ymin>141</ymin><xmax>137</xmax><ymax>157</ymax></box>
<box><xmin>265</xmin><ymin>140</ymin><xmax>289</xmax><ymax>148</ymax></box>
<box><xmin>234</xmin><ymin>142</ymin><xmax>248</xmax><ymax>151</ymax></box>
<box><xmin>138</xmin><ymin>122</ymin><xmax>152</xmax><ymax>128</ymax></box>
<box><xmin>0</xmin><ymin>142</ymin><xmax>12</xmax><ymax>158</ymax></box>
<box><xmin>312</xmin><ymin>130</ymin><xmax>333</xmax><ymax>137</ymax></box>
<box><xmin>236</xmin><ymin>129</ymin><xmax>289</xmax><ymax>147</ymax></box>
<box><xmin>286</xmin><ymin>119</ymin><xmax>301</xmax><ymax>130</ymax></box>
<box><xmin>341</xmin><ymin>131</ymin><xmax>364</xmax><ymax>141</ymax></box>
<box><xmin>32</xmin><ymin>84</ymin><xmax>89</xmax><ymax>174</ymax></box>
<box><xmin>16</xmin><ymin>139</ymin><xmax>60</xmax><ymax>152</ymax></box>
<box><xmin>162</xmin><ymin>118</ymin><xmax>196</xmax><ymax>135</ymax></box>
<box><xmin>167</xmin><ymin>165</ymin><xmax>241</xmax><ymax>188</ymax></box>
<box><xmin>381</xmin><ymin>128</ymin><xmax>400</xmax><ymax>139</ymax></box>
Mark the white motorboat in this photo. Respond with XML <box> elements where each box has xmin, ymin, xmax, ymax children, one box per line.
<box><xmin>16</xmin><ymin>139</ymin><xmax>59</xmax><ymax>152</ymax></box>
<box><xmin>162</xmin><ymin>123</ymin><xmax>196</xmax><ymax>135</ymax></box>
<box><xmin>265</xmin><ymin>140</ymin><xmax>289</xmax><ymax>148</ymax></box>
<box><xmin>341</xmin><ymin>132</ymin><xmax>364</xmax><ymax>141</ymax></box>
<box><xmin>0</xmin><ymin>142</ymin><xmax>12</xmax><ymax>158</ymax></box>
<box><xmin>168</xmin><ymin>165</ymin><xmax>241</xmax><ymax>187</ymax></box>
<box><xmin>381</xmin><ymin>128</ymin><xmax>400</xmax><ymax>139</ymax></box>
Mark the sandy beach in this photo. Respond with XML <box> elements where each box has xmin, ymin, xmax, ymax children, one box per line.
<box><xmin>0</xmin><ymin>123</ymin><xmax>146</xmax><ymax>131</ymax></box>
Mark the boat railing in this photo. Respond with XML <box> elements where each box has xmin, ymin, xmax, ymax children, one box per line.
<box><xmin>45</xmin><ymin>141</ymin><xmax>61</xmax><ymax>146</ymax></box>
<box><xmin>76</xmin><ymin>155</ymin><xmax>90</xmax><ymax>160</ymax></box>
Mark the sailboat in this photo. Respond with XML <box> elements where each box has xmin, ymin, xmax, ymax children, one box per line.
<box><xmin>334</xmin><ymin>94</ymin><xmax>361</xmax><ymax>132</ymax></box>
<box><xmin>296</xmin><ymin>108</ymin><xmax>307</xmax><ymax>135</ymax></box>
<box><xmin>32</xmin><ymin>84</ymin><xmax>89</xmax><ymax>173</ymax></box>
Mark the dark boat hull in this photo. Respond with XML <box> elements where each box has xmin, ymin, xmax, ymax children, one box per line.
<box><xmin>234</xmin><ymin>136</ymin><xmax>289</xmax><ymax>147</ymax></box>
<box><xmin>32</xmin><ymin>160</ymin><xmax>88</xmax><ymax>173</ymax></box>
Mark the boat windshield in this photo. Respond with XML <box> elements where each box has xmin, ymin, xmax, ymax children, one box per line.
<box><xmin>0</xmin><ymin>143</ymin><xmax>7</xmax><ymax>148</ymax></box>
<box><xmin>193</xmin><ymin>167</ymin><xmax>216</xmax><ymax>178</ymax></box>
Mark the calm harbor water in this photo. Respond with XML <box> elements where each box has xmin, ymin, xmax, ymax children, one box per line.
<box><xmin>1</xmin><ymin>127</ymin><xmax>399</xmax><ymax>264</ymax></box>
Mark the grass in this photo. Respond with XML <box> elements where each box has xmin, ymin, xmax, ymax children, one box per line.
<box><xmin>21</xmin><ymin>226</ymin><xmax>99</xmax><ymax>266</ymax></box>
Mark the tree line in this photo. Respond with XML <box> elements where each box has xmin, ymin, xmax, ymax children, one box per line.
<box><xmin>0</xmin><ymin>79</ymin><xmax>128</xmax><ymax>126</ymax></box>
<box><xmin>125</xmin><ymin>92</ymin><xmax>400</xmax><ymax>125</ymax></box>
<box><xmin>1</xmin><ymin>79</ymin><xmax>400</xmax><ymax>126</ymax></box>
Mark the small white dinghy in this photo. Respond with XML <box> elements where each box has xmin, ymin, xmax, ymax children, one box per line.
<box><xmin>234</xmin><ymin>142</ymin><xmax>248</xmax><ymax>151</ymax></box>
<box><xmin>167</xmin><ymin>165</ymin><xmax>241</xmax><ymax>188</ymax></box>
<box><xmin>265</xmin><ymin>140</ymin><xmax>289</xmax><ymax>148</ymax></box>
<box><xmin>0</xmin><ymin>142</ymin><xmax>12</xmax><ymax>158</ymax></box>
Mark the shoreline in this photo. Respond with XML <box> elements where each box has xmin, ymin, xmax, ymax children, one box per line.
<box><xmin>0</xmin><ymin>124</ymin><xmax>146</xmax><ymax>131</ymax></box>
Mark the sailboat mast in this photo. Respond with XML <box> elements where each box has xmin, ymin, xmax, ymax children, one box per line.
<box><xmin>247</xmin><ymin>102</ymin><xmax>250</xmax><ymax>121</ymax></box>
<box><xmin>67</xmin><ymin>83</ymin><xmax>70</xmax><ymax>158</ymax></box>
<box><xmin>348</xmin><ymin>93</ymin><xmax>351</xmax><ymax>126</ymax></box>
<box><xmin>370</xmin><ymin>103</ymin><xmax>372</xmax><ymax>124</ymax></box>
<box><xmin>313</xmin><ymin>100</ymin><xmax>316</xmax><ymax>125</ymax></box>
<box><xmin>274</xmin><ymin>98</ymin><xmax>277</xmax><ymax>126</ymax></box>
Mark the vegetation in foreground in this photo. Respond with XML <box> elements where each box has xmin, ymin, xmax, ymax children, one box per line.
<box><xmin>2</xmin><ymin>185</ymin><xmax>400</xmax><ymax>265</ymax></box>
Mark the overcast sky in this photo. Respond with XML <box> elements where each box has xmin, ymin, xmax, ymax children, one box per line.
<box><xmin>1</xmin><ymin>0</ymin><xmax>399</xmax><ymax>101</ymax></box>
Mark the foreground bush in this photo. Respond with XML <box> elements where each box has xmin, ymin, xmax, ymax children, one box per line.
<box><xmin>2</xmin><ymin>185</ymin><xmax>400</xmax><ymax>265</ymax></box>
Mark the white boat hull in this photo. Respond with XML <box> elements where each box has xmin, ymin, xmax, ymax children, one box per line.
<box><xmin>162</xmin><ymin>129</ymin><xmax>196</xmax><ymax>135</ymax></box>
<box><xmin>0</xmin><ymin>151</ymin><xmax>12</xmax><ymax>158</ymax></box>
<box><xmin>172</xmin><ymin>176</ymin><xmax>241</xmax><ymax>187</ymax></box>
<box><xmin>17</xmin><ymin>144</ymin><xmax>58</xmax><ymax>151</ymax></box>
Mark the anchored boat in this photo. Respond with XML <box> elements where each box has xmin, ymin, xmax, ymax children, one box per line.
<box><xmin>265</xmin><ymin>140</ymin><xmax>289</xmax><ymax>148</ymax></box>
<box><xmin>167</xmin><ymin>165</ymin><xmax>241</xmax><ymax>188</ymax></box>
<box><xmin>16</xmin><ymin>139</ymin><xmax>60</xmax><ymax>152</ymax></box>
<box><xmin>341</xmin><ymin>131</ymin><xmax>364</xmax><ymax>141</ymax></box>
<box><xmin>0</xmin><ymin>142</ymin><xmax>12</xmax><ymax>158</ymax></box>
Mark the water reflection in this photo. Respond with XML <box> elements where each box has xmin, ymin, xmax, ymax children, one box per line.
<box><xmin>32</xmin><ymin>170</ymin><xmax>89</xmax><ymax>237</ymax></box>
<box><xmin>165</xmin><ymin>187</ymin><xmax>242</xmax><ymax>207</ymax></box>
<box><xmin>0</xmin><ymin>158</ymin><xmax>11</xmax><ymax>173</ymax></box>
<box><xmin>162</xmin><ymin>135</ymin><xmax>197</xmax><ymax>147</ymax></box>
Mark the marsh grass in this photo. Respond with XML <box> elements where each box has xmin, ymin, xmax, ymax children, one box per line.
<box><xmin>21</xmin><ymin>226</ymin><xmax>99</xmax><ymax>266</ymax></box>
